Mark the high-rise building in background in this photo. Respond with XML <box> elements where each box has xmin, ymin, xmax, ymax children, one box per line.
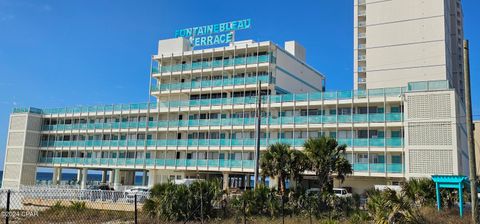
<box><xmin>354</xmin><ymin>0</ymin><xmax>465</xmax><ymax>101</ymax></box>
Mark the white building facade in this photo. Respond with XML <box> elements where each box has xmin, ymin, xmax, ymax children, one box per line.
<box><xmin>354</xmin><ymin>0</ymin><xmax>465</xmax><ymax>101</ymax></box>
<box><xmin>1</xmin><ymin>36</ymin><xmax>468</xmax><ymax>193</ymax></box>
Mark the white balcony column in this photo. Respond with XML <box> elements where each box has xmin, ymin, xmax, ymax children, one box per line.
<box><xmin>269</xmin><ymin>176</ymin><xmax>278</xmax><ymax>190</ymax></box>
<box><xmin>113</xmin><ymin>169</ymin><xmax>121</xmax><ymax>190</ymax></box>
<box><xmin>80</xmin><ymin>168</ymin><xmax>88</xmax><ymax>190</ymax></box>
<box><xmin>148</xmin><ymin>170</ymin><xmax>157</xmax><ymax>187</ymax></box>
<box><xmin>101</xmin><ymin>170</ymin><xmax>107</xmax><ymax>184</ymax></box>
<box><xmin>76</xmin><ymin>169</ymin><xmax>82</xmax><ymax>184</ymax></box>
<box><xmin>52</xmin><ymin>167</ymin><xmax>60</xmax><ymax>185</ymax></box>
<box><xmin>222</xmin><ymin>173</ymin><xmax>229</xmax><ymax>190</ymax></box>
<box><xmin>142</xmin><ymin>170</ymin><xmax>148</xmax><ymax>186</ymax></box>
<box><xmin>108</xmin><ymin>170</ymin><xmax>114</xmax><ymax>185</ymax></box>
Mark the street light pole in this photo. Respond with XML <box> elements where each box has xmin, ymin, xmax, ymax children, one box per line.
<box><xmin>253</xmin><ymin>81</ymin><xmax>262</xmax><ymax>189</ymax></box>
<box><xmin>463</xmin><ymin>40</ymin><xmax>478</xmax><ymax>223</ymax></box>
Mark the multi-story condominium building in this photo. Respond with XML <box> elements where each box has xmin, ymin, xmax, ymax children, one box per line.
<box><xmin>2</xmin><ymin>36</ymin><xmax>469</xmax><ymax>193</ymax></box>
<box><xmin>354</xmin><ymin>0</ymin><xmax>465</xmax><ymax>101</ymax></box>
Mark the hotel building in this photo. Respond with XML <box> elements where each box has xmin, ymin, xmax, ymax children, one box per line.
<box><xmin>2</xmin><ymin>0</ymin><xmax>469</xmax><ymax>193</ymax></box>
<box><xmin>2</xmin><ymin>36</ymin><xmax>468</xmax><ymax>193</ymax></box>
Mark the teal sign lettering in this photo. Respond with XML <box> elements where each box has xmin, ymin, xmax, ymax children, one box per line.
<box><xmin>175</xmin><ymin>19</ymin><xmax>251</xmax><ymax>47</ymax></box>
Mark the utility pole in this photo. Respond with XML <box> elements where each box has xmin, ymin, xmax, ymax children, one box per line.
<box><xmin>464</xmin><ymin>40</ymin><xmax>478</xmax><ymax>223</ymax></box>
<box><xmin>253</xmin><ymin>81</ymin><xmax>262</xmax><ymax>189</ymax></box>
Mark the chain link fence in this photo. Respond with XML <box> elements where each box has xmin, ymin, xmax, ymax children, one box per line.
<box><xmin>0</xmin><ymin>187</ymin><xmax>149</xmax><ymax>223</ymax></box>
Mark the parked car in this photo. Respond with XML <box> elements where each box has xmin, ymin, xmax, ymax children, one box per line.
<box><xmin>125</xmin><ymin>186</ymin><xmax>150</xmax><ymax>203</ymax></box>
<box><xmin>333</xmin><ymin>188</ymin><xmax>352</xmax><ymax>198</ymax></box>
<box><xmin>79</xmin><ymin>185</ymin><xmax>114</xmax><ymax>201</ymax></box>
<box><xmin>305</xmin><ymin>188</ymin><xmax>352</xmax><ymax>198</ymax></box>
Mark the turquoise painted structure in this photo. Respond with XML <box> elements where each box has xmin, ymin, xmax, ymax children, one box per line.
<box><xmin>431</xmin><ymin>175</ymin><xmax>468</xmax><ymax>218</ymax></box>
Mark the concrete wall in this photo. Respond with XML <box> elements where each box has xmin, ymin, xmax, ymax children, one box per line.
<box><xmin>404</xmin><ymin>89</ymin><xmax>465</xmax><ymax>178</ymax></box>
<box><xmin>2</xmin><ymin>113</ymin><xmax>42</xmax><ymax>189</ymax></box>
<box><xmin>474</xmin><ymin>121</ymin><xmax>480</xmax><ymax>176</ymax></box>
<box><xmin>354</xmin><ymin>0</ymin><xmax>464</xmax><ymax>94</ymax></box>
<box><xmin>274</xmin><ymin>46</ymin><xmax>324</xmax><ymax>93</ymax></box>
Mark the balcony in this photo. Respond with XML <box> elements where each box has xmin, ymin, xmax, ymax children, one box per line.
<box><xmin>151</xmin><ymin>75</ymin><xmax>272</xmax><ymax>92</ymax></box>
<box><xmin>41</xmin><ymin>112</ymin><xmax>403</xmax><ymax>131</ymax></box>
<box><xmin>358</xmin><ymin>66</ymin><xmax>366</xmax><ymax>72</ymax></box>
<box><xmin>39</xmin><ymin>137</ymin><xmax>403</xmax><ymax>149</ymax></box>
<box><xmin>353</xmin><ymin>163</ymin><xmax>403</xmax><ymax>173</ymax></box>
<box><xmin>358</xmin><ymin>21</ymin><xmax>366</xmax><ymax>27</ymax></box>
<box><xmin>358</xmin><ymin>11</ymin><xmax>366</xmax><ymax>17</ymax></box>
<box><xmin>152</xmin><ymin>54</ymin><xmax>273</xmax><ymax>74</ymax></box>
<box><xmin>14</xmin><ymin>87</ymin><xmax>409</xmax><ymax>115</ymax></box>
<box><xmin>358</xmin><ymin>33</ymin><xmax>366</xmax><ymax>39</ymax></box>
<box><xmin>358</xmin><ymin>55</ymin><xmax>366</xmax><ymax>61</ymax></box>
<box><xmin>39</xmin><ymin>157</ymin><xmax>256</xmax><ymax>169</ymax></box>
<box><xmin>358</xmin><ymin>44</ymin><xmax>366</xmax><ymax>50</ymax></box>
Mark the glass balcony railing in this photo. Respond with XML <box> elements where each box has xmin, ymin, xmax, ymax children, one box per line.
<box><xmin>39</xmin><ymin>157</ymin><xmax>403</xmax><ymax>173</ymax></box>
<box><xmin>16</xmin><ymin>80</ymin><xmax>452</xmax><ymax>115</ymax></box>
<box><xmin>41</xmin><ymin>113</ymin><xmax>403</xmax><ymax>131</ymax></box>
<box><xmin>152</xmin><ymin>54</ymin><xmax>274</xmax><ymax>74</ymax></box>
<box><xmin>353</xmin><ymin>163</ymin><xmax>403</xmax><ymax>173</ymax></box>
<box><xmin>38</xmin><ymin>157</ymin><xmax>256</xmax><ymax>169</ymax></box>
<box><xmin>151</xmin><ymin>75</ymin><xmax>271</xmax><ymax>92</ymax></box>
<box><xmin>39</xmin><ymin>137</ymin><xmax>403</xmax><ymax>148</ymax></box>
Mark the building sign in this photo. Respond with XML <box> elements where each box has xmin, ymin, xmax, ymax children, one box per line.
<box><xmin>175</xmin><ymin>19</ymin><xmax>251</xmax><ymax>47</ymax></box>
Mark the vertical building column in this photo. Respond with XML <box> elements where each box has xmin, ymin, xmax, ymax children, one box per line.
<box><xmin>142</xmin><ymin>170</ymin><xmax>148</xmax><ymax>186</ymax></box>
<box><xmin>52</xmin><ymin>167</ymin><xmax>59</xmax><ymax>185</ymax></box>
<box><xmin>101</xmin><ymin>170</ymin><xmax>107</xmax><ymax>184</ymax></box>
<box><xmin>80</xmin><ymin>168</ymin><xmax>87</xmax><ymax>189</ymax></box>
<box><xmin>148</xmin><ymin>170</ymin><xmax>157</xmax><ymax>187</ymax></box>
<box><xmin>269</xmin><ymin>176</ymin><xmax>278</xmax><ymax>189</ymax></box>
<box><xmin>108</xmin><ymin>170</ymin><xmax>114</xmax><ymax>185</ymax></box>
<box><xmin>76</xmin><ymin>169</ymin><xmax>82</xmax><ymax>184</ymax></box>
<box><xmin>113</xmin><ymin>169</ymin><xmax>121</xmax><ymax>190</ymax></box>
<box><xmin>223</xmin><ymin>173</ymin><xmax>229</xmax><ymax>190</ymax></box>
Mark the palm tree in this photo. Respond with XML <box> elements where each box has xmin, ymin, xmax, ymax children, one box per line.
<box><xmin>401</xmin><ymin>178</ymin><xmax>436</xmax><ymax>207</ymax></box>
<box><xmin>303</xmin><ymin>136</ymin><xmax>352</xmax><ymax>193</ymax></box>
<box><xmin>260</xmin><ymin>143</ymin><xmax>308</xmax><ymax>193</ymax></box>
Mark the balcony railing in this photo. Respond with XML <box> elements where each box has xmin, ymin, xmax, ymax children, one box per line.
<box><xmin>38</xmin><ymin>157</ymin><xmax>403</xmax><ymax>173</ymax></box>
<box><xmin>353</xmin><ymin>163</ymin><xmax>403</xmax><ymax>173</ymax></box>
<box><xmin>38</xmin><ymin>157</ymin><xmax>256</xmax><ymax>169</ymax></box>
<box><xmin>41</xmin><ymin>113</ymin><xmax>403</xmax><ymax>131</ymax></box>
<box><xmin>14</xmin><ymin>80</ymin><xmax>453</xmax><ymax>115</ymax></box>
<box><xmin>39</xmin><ymin>137</ymin><xmax>404</xmax><ymax>148</ymax></box>
<box><xmin>152</xmin><ymin>54</ymin><xmax>273</xmax><ymax>74</ymax></box>
<box><xmin>151</xmin><ymin>75</ymin><xmax>271</xmax><ymax>92</ymax></box>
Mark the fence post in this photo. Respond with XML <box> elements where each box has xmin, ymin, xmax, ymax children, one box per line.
<box><xmin>243</xmin><ymin>199</ymin><xmax>246</xmax><ymax>224</ymax></box>
<box><xmin>6</xmin><ymin>189</ymin><xmax>11</xmax><ymax>224</ymax></box>
<box><xmin>134</xmin><ymin>194</ymin><xmax>138</xmax><ymax>224</ymax></box>
<box><xmin>281</xmin><ymin>195</ymin><xmax>285</xmax><ymax>224</ymax></box>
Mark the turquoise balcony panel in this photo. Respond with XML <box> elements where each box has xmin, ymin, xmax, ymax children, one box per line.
<box><xmin>125</xmin><ymin>159</ymin><xmax>134</xmax><ymax>165</ymax></box>
<box><xmin>370</xmin><ymin>163</ymin><xmax>386</xmax><ymax>173</ymax></box>
<box><xmin>337</xmin><ymin>115</ymin><xmax>352</xmax><ymax>123</ymax></box>
<box><xmin>337</xmin><ymin>138</ymin><xmax>353</xmax><ymax>146</ymax></box>
<box><xmin>197</xmin><ymin>160</ymin><xmax>208</xmax><ymax>167</ymax></box>
<box><xmin>208</xmin><ymin>160</ymin><xmax>219</xmax><ymax>167</ymax></box>
<box><xmin>230</xmin><ymin>160</ymin><xmax>242</xmax><ymax>168</ymax></box>
<box><xmin>370</xmin><ymin>138</ymin><xmax>385</xmax><ymax>147</ymax></box>
<box><xmin>164</xmin><ymin>159</ymin><xmax>175</xmax><ymax>166</ymax></box>
<box><xmin>135</xmin><ymin>159</ymin><xmax>145</xmax><ymax>165</ymax></box>
<box><xmin>387</xmin><ymin>138</ymin><xmax>403</xmax><ymax>147</ymax></box>
<box><xmin>354</xmin><ymin>139</ymin><xmax>368</xmax><ymax>147</ymax></box>
<box><xmin>353</xmin><ymin>114</ymin><xmax>368</xmax><ymax>123</ymax></box>
<box><xmin>386</xmin><ymin>113</ymin><xmax>402</xmax><ymax>122</ymax></box>
<box><xmin>219</xmin><ymin>160</ymin><xmax>229</xmax><ymax>168</ymax></box>
<box><xmin>323</xmin><ymin>115</ymin><xmax>336</xmax><ymax>123</ymax></box>
<box><xmin>242</xmin><ymin>160</ymin><xmax>254</xmax><ymax>169</ymax></box>
<box><xmin>176</xmin><ymin>159</ymin><xmax>186</xmax><ymax>166</ymax></box>
<box><xmin>186</xmin><ymin>160</ymin><xmax>196</xmax><ymax>167</ymax></box>
<box><xmin>387</xmin><ymin>163</ymin><xmax>403</xmax><ymax>173</ymax></box>
<box><xmin>369</xmin><ymin>114</ymin><xmax>384</xmax><ymax>123</ymax></box>
<box><xmin>295</xmin><ymin>93</ymin><xmax>308</xmax><ymax>102</ymax></box>
<box><xmin>353</xmin><ymin>163</ymin><xmax>369</xmax><ymax>172</ymax></box>
<box><xmin>338</xmin><ymin>91</ymin><xmax>353</xmax><ymax>99</ymax></box>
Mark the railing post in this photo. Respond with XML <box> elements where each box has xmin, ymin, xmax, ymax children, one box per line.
<box><xmin>134</xmin><ymin>194</ymin><xmax>138</xmax><ymax>224</ymax></box>
<box><xmin>6</xmin><ymin>189</ymin><xmax>11</xmax><ymax>224</ymax></box>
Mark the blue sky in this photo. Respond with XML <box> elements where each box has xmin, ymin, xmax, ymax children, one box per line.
<box><xmin>0</xmin><ymin>0</ymin><xmax>479</xmax><ymax>169</ymax></box>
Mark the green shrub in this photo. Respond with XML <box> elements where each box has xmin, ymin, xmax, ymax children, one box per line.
<box><xmin>143</xmin><ymin>179</ymin><xmax>223</xmax><ymax>222</ymax></box>
<box><xmin>69</xmin><ymin>201</ymin><xmax>86</xmax><ymax>211</ymax></box>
